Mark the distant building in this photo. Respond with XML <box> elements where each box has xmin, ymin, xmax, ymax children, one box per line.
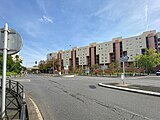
<box><xmin>47</xmin><ymin>30</ymin><xmax>160</xmax><ymax>71</ymax></box>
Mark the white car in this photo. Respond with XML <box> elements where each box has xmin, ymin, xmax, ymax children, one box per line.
<box><xmin>156</xmin><ymin>70</ymin><xmax>160</xmax><ymax>76</ymax></box>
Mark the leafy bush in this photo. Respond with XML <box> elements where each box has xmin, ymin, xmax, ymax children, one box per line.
<box><xmin>6</xmin><ymin>71</ymin><xmax>17</xmax><ymax>76</ymax></box>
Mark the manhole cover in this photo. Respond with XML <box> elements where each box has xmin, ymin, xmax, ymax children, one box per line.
<box><xmin>89</xmin><ymin>85</ymin><xmax>96</xmax><ymax>89</ymax></box>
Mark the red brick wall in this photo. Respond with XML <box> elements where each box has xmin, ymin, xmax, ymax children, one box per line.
<box><xmin>91</xmin><ymin>47</ymin><xmax>95</xmax><ymax>65</ymax></box>
<box><xmin>115</xmin><ymin>40</ymin><xmax>121</xmax><ymax>61</ymax></box>
<box><xmin>72</xmin><ymin>50</ymin><xmax>76</xmax><ymax>69</ymax></box>
<box><xmin>148</xmin><ymin>33</ymin><xmax>155</xmax><ymax>49</ymax></box>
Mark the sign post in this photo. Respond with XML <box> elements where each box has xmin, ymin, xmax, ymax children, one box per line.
<box><xmin>1</xmin><ymin>23</ymin><xmax>8</xmax><ymax>119</ymax></box>
<box><xmin>0</xmin><ymin>23</ymin><xmax>23</xmax><ymax>119</ymax></box>
<box><xmin>120</xmin><ymin>56</ymin><xmax>129</xmax><ymax>84</ymax></box>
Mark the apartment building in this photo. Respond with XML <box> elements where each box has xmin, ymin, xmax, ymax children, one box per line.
<box><xmin>76</xmin><ymin>46</ymin><xmax>90</xmax><ymax>68</ymax></box>
<box><xmin>96</xmin><ymin>41</ymin><xmax>113</xmax><ymax>65</ymax></box>
<box><xmin>62</xmin><ymin>50</ymin><xmax>72</xmax><ymax>68</ymax></box>
<box><xmin>47</xmin><ymin>52</ymin><xmax>58</xmax><ymax>60</ymax></box>
<box><xmin>47</xmin><ymin>30</ymin><xmax>160</xmax><ymax>71</ymax></box>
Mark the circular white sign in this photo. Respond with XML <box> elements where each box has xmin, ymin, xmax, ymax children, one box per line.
<box><xmin>0</xmin><ymin>28</ymin><xmax>23</xmax><ymax>55</ymax></box>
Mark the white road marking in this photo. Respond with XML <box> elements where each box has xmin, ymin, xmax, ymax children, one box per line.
<box><xmin>29</xmin><ymin>97</ymin><xmax>44</xmax><ymax>120</ymax></box>
<box><xmin>14</xmin><ymin>79</ymin><xmax>31</xmax><ymax>82</ymax></box>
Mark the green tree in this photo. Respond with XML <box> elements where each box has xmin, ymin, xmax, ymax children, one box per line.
<box><xmin>0</xmin><ymin>54</ymin><xmax>24</xmax><ymax>75</ymax></box>
<box><xmin>53</xmin><ymin>58</ymin><xmax>59</xmax><ymax>70</ymax></box>
<box><xmin>109</xmin><ymin>60</ymin><xmax>120</xmax><ymax>74</ymax></box>
<box><xmin>109</xmin><ymin>60</ymin><xmax>120</xmax><ymax>69</ymax></box>
<box><xmin>91</xmin><ymin>64</ymin><xmax>99</xmax><ymax>75</ymax></box>
<box><xmin>38</xmin><ymin>60</ymin><xmax>46</xmax><ymax>70</ymax></box>
<box><xmin>38</xmin><ymin>58</ymin><xmax>60</xmax><ymax>73</ymax></box>
<box><xmin>135</xmin><ymin>48</ymin><xmax>160</xmax><ymax>73</ymax></box>
<box><xmin>91</xmin><ymin>64</ymin><xmax>99</xmax><ymax>71</ymax></box>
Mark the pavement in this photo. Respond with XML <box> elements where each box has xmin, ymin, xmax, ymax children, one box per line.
<box><xmin>14</xmin><ymin>74</ymin><xmax>160</xmax><ymax>120</ymax></box>
<box><xmin>25</xmin><ymin>74</ymin><xmax>160</xmax><ymax>119</ymax></box>
<box><xmin>4</xmin><ymin>76</ymin><xmax>160</xmax><ymax>120</ymax></box>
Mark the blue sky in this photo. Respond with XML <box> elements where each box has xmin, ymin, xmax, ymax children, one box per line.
<box><xmin>0</xmin><ymin>0</ymin><xmax>160</xmax><ymax>67</ymax></box>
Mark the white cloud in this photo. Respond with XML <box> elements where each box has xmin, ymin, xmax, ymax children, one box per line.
<box><xmin>39</xmin><ymin>15</ymin><xmax>53</xmax><ymax>23</ymax></box>
<box><xmin>24</xmin><ymin>22</ymin><xmax>42</xmax><ymax>37</ymax></box>
<box><xmin>36</xmin><ymin>0</ymin><xmax>47</xmax><ymax>14</ymax></box>
<box><xmin>90</xmin><ymin>3</ymin><xmax>113</xmax><ymax>17</ymax></box>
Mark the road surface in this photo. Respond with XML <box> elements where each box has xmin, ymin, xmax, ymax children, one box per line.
<box><xmin>16</xmin><ymin>75</ymin><xmax>160</xmax><ymax>120</ymax></box>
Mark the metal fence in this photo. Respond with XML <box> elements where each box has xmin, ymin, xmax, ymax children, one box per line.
<box><xmin>0</xmin><ymin>79</ymin><xmax>29</xmax><ymax>120</ymax></box>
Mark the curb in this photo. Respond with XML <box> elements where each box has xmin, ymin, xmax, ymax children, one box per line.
<box><xmin>98</xmin><ymin>83</ymin><xmax>160</xmax><ymax>97</ymax></box>
<box><xmin>26</xmin><ymin>96</ymin><xmax>44</xmax><ymax>120</ymax></box>
<box><xmin>29</xmin><ymin>97</ymin><xmax>44</xmax><ymax>120</ymax></box>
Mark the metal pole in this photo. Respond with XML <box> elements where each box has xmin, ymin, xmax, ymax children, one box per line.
<box><xmin>123</xmin><ymin>61</ymin><xmax>125</xmax><ymax>75</ymax></box>
<box><xmin>122</xmin><ymin>61</ymin><xmax>125</xmax><ymax>84</ymax></box>
<box><xmin>1</xmin><ymin>23</ymin><xmax>8</xmax><ymax>119</ymax></box>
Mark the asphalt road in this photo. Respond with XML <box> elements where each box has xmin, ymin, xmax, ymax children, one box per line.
<box><xmin>16</xmin><ymin>75</ymin><xmax>160</xmax><ymax>120</ymax></box>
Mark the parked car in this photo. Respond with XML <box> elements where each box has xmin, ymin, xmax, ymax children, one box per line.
<box><xmin>156</xmin><ymin>70</ymin><xmax>160</xmax><ymax>76</ymax></box>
